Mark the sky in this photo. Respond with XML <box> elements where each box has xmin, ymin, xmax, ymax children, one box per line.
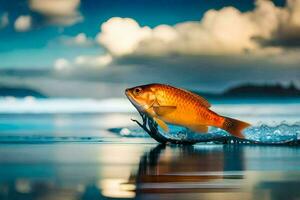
<box><xmin>0</xmin><ymin>0</ymin><xmax>299</xmax><ymax>97</ymax></box>
<box><xmin>0</xmin><ymin>0</ymin><xmax>264</xmax><ymax>68</ymax></box>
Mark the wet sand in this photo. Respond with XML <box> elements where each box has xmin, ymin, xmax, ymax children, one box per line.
<box><xmin>0</xmin><ymin>139</ymin><xmax>300</xmax><ymax>200</ymax></box>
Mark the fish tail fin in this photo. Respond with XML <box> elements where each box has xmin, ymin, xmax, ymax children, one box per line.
<box><xmin>221</xmin><ymin>116</ymin><xmax>251</xmax><ymax>139</ymax></box>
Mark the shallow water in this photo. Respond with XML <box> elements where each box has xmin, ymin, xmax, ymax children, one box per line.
<box><xmin>0</xmin><ymin>99</ymin><xmax>300</xmax><ymax>199</ymax></box>
<box><xmin>0</xmin><ymin>99</ymin><xmax>300</xmax><ymax>144</ymax></box>
<box><xmin>1</xmin><ymin>143</ymin><xmax>300</xmax><ymax>200</ymax></box>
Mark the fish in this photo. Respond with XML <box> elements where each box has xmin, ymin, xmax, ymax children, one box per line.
<box><xmin>125</xmin><ymin>83</ymin><xmax>251</xmax><ymax>138</ymax></box>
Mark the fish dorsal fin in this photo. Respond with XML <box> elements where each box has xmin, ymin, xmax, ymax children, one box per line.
<box><xmin>153</xmin><ymin>117</ymin><xmax>169</xmax><ymax>133</ymax></box>
<box><xmin>153</xmin><ymin>105</ymin><xmax>177</xmax><ymax>116</ymax></box>
<box><xmin>194</xmin><ymin>95</ymin><xmax>211</xmax><ymax>108</ymax></box>
<box><xmin>158</xmin><ymin>84</ymin><xmax>210</xmax><ymax>108</ymax></box>
<box><xmin>181</xmin><ymin>89</ymin><xmax>211</xmax><ymax>108</ymax></box>
<box><xmin>189</xmin><ymin>125</ymin><xmax>209</xmax><ymax>133</ymax></box>
<box><xmin>179</xmin><ymin>88</ymin><xmax>211</xmax><ymax>108</ymax></box>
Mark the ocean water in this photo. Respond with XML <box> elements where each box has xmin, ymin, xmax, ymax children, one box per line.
<box><xmin>0</xmin><ymin>97</ymin><xmax>299</xmax><ymax>144</ymax></box>
<box><xmin>0</xmin><ymin>97</ymin><xmax>300</xmax><ymax>200</ymax></box>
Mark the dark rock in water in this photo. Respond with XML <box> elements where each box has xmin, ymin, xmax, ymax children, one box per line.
<box><xmin>0</xmin><ymin>86</ymin><xmax>46</xmax><ymax>98</ymax></box>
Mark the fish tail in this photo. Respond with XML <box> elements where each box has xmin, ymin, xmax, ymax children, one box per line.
<box><xmin>221</xmin><ymin>116</ymin><xmax>251</xmax><ymax>139</ymax></box>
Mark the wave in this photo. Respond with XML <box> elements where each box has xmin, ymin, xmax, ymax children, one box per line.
<box><xmin>0</xmin><ymin>97</ymin><xmax>134</xmax><ymax>113</ymax></box>
<box><xmin>0</xmin><ymin>97</ymin><xmax>299</xmax><ymax>115</ymax></box>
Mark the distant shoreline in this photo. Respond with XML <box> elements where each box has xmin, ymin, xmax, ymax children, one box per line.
<box><xmin>195</xmin><ymin>83</ymin><xmax>300</xmax><ymax>100</ymax></box>
<box><xmin>0</xmin><ymin>86</ymin><xmax>46</xmax><ymax>98</ymax></box>
<box><xmin>0</xmin><ymin>83</ymin><xmax>299</xmax><ymax>99</ymax></box>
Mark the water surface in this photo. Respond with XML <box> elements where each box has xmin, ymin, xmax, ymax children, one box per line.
<box><xmin>0</xmin><ymin>98</ymin><xmax>299</xmax><ymax>200</ymax></box>
<box><xmin>1</xmin><ymin>143</ymin><xmax>300</xmax><ymax>200</ymax></box>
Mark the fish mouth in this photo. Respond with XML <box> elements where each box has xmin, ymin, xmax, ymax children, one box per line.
<box><xmin>125</xmin><ymin>88</ymin><xmax>130</xmax><ymax>95</ymax></box>
<box><xmin>124</xmin><ymin>88</ymin><xmax>132</xmax><ymax>101</ymax></box>
<box><xmin>125</xmin><ymin>89</ymin><xmax>139</xmax><ymax>107</ymax></box>
<box><xmin>125</xmin><ymin>88</ymin><xmax>145</xmax><ymax>112</ymax></box>
<box><xmin>125</xmin><ymin>88</ymin><xmax>129</xmax><ymax>94</ymax></box>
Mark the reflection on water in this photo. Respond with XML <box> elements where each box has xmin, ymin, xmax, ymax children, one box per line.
<box><xmin>131</xmin><ymin>145</ymin><xmax>247</xmax><ymax>199</ymax></box>
<box><xmin>0</xmin><ymin>143</ymin><xmax>300</xmax><ymax>200</ymax></box>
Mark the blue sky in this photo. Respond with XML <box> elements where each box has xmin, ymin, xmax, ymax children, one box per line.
<box><xmin>0</xmin><ymin>0</ymin><xmax>286</xmax><ymax>68</ymax></box>
<box><xmin>0</xmin><ymin>0</ymin><xmax>299</xmax><ymax>97</ymax></box>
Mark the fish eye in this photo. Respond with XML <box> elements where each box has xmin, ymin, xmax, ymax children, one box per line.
<box><xmin>133</xmin><ymin>87</ymin><xmax>142</xmax><ymax>95</ymax></box>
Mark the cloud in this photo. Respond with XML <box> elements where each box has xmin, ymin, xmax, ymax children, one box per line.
<box><xmin>73</xmin><ymin>33</ymin><xmax>90</xmax><ymax>45</ymax></box>
<box><xmin>261</xmin><ymin>0</ymin><xmax>300</xmax><ymax>47</ymax></box>
<box><xmin>57</xmin><ymin>33</ymin><xmax>94</xmax><ymax>47</ymax></box>
<box><xmin>74</xmin><ymin>54</ymin><xmax>113</xmax><ymax>67</ymax></box>
<box><xmin>266</xmin><ymin>49</ymin><xmax>300</xmax><ymax>65</ymax></box>
<box><xmin>0</xmin><ymin>13</ymin><xmax>9</xmax><ymax>28</ymax></box>
<box><xmin>54</xmin><ymin>54</ymin><xmax>113</xmax><ymax>71</ymax></box>
<box><xmin>14</xmin><ymin>15</ymin><xmax>32</xmax><ymax>32</ymax></box>
<box><xmin>47</xmin><ymin>53</ymin><xmax>300</xmax><ymax>95</ymax></box>
<box><xmin>97</xmin><ymin>17</ymin><xmax>152</xmax><ymax>56</ymax></box>
<box><xmin>29</xmin><ymin>0</ymin><xmax>82</xmax><ymax>26</ymax></box>
<box><xmin>96</xmin><ymin>0</ymin><xmax>300</xmax><ymax>57</ymax></box>
<box><xmin>54</xmin><ymin>58</ymin><xmax>70</xmax><ymax>71</ymax></box>
<box><xmin>53</xmin><ymin>0</ymin><xmax>300</xmax><ymax>73</ymax></box>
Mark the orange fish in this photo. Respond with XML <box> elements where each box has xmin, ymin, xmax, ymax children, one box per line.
<box><xmin>125</xmin><ymin>83</ymin><xmax>251</xmax><ymax>138</ymax></box>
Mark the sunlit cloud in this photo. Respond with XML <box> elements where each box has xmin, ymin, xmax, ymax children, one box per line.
<box><xmin>96</xmin><ymin>17</ymin><xmax>152</xmax><ymax>56</ymax></box>
<box><xmin>54</xmin><ymin>54</ymin><xmax>112</xmax><ymax>71</ymax></box>
<box><xmin>74</xmin><ymin>54</ymin><xmax>113</xmax><ymax>67</ymax></box>
<box><xmin>51</xmin><ymin>0</ymin><xmax>300</xmax><ymax>71</ymax></box>
<box><xmin>0</xmin><ymin>13</ymin><xmax>9</xmax><ymax>28</ymax></box>
<box><xmin>54</xmin><ymin>58</ymin><xmax>70</xmax><ymax>71</ymax></box>
<box><xmin>96</xmin><ymin>0</ymin><xmax>300</xmax><ymax>57</ymax></box>
<box><xmin>29</xmin><ymin>0</ymin><xmax>82</xmax><ymax>26</ymax></box>
<box><xmin>54</xmin><ymin>33</ymin><xmax>95</xmax><ymax>47</ymax></box>
<box><xmin>71</xmin><ymin>33</ymin><xmax>92</xmax><ymax>46</ymax></box>
<box><xmin>14</xmin><ymin>15</ymin><xmax>32</xmax><ymax>32</ymax></box>
<box><xmin>267</xmin><ymin>0</ymin><xmax>300</xmax><ymax>47</ymax></box>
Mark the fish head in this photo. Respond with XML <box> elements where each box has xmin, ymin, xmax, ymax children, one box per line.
<box><xmin>125</xmin><ymin>84</ymin><xmax>157</xmax><ymax>112</ymax></box>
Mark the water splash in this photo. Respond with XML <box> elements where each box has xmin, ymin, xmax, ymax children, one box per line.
<box><xmin>110</xmin><ymin>122</ymin><xmax>300</xmax><ymax>145</ymax></box>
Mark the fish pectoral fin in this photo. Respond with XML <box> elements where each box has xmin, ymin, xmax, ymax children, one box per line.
<box><xmin>153</xmin><ymin>105</ymin><xmax>177</xmax><ymax>116</ymax></box>
<box><xmin>153</xmin><ymin>117</ymin><xmax>169</xmax><ymax>133</ymax></box>
<box><xmin>189</xmin><ymin>125</ymin><xmax>209</xmax><ymax>133</ymax></box>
